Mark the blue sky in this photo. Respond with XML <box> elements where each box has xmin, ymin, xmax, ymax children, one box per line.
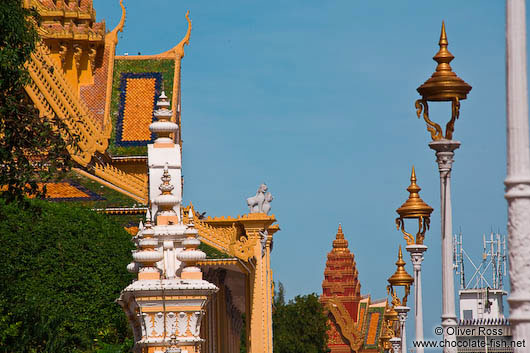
<box><xmin>94</xmin><ymin>0</ymin><xmax>511</xmax><ymax>346</ymax></box>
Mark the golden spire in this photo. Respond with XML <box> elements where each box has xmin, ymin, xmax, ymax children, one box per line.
<box><xmin>433</xmin><ymin>21</ymin><xmax>454</xmax><ymax>77</ymax></box>
<box><xmin>395</xmin><ymin>166</ymin><xmax>433</xmax><ymax>245</ymax></box>
<box><xmin>416</xmin><ymin>21</ymin><xmax>471</xmax><ymax>102</ymax></box>
<box><xmin>332</xmin><ymin>223</ymin><xmax>348</xmax><ymax>251</ymax></box>
<box><xmin>387</xmin><ymin>245</ymin><xmax>414</xmax><ymax>287</ymax></box>
<box><xmin>396</xmin><ymin>166</ymin><xmax>433</xmax><ymax>219</ymax></box>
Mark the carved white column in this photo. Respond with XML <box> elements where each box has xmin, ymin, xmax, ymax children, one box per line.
<box><xmin>390</xmin><ymin>337</ymin><xmax>402</xmax><ymax>353</ymax></box>
<box><xmin>429</xmin><ymin>140</ymin><xmax>459</xmax><ymax>353</ymax></box>
<box><xmin>406</xmin><ymin>244</ymin><xmax>427</xmax><ymax>353</ymax></box>
<box><xmin>395</xmin><ymin>306</ymin><xmax>409</xmax><ymax>353</ymax></box>
<box><xmin>506</xmin><ymin>0</ymin><xmax>530</xmax><ymax>349</ymax></box>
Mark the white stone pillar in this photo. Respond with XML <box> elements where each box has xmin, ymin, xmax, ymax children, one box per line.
<box><xmin>429</xmin><ymin>140</ymin><xmax>459</xmax><ymax>353</ymax></box>
<box><xmin>406</xmin><ymin>244</ymin><xmax>427</xmax><ymax>353</ymax></box>
<box><xmin>506</xmin><ymin>0</ymin><xmax>530</xmax><ymax>350</ymax></box>
<box><xmin>390</xmin><ymin>337</ymin><xmax>402</xmax><ymax>353</ymax></box>
<box><xmin>395</xmin><ymin>306</ymin><xmax>409</xmax><ymax>353</ymax></box>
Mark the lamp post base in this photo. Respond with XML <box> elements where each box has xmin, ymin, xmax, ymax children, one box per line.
<box><xmin>406</xmin><ymin>244</ymin><xmax>427</xmax><ymax>353</ymax></box>
<box><xmin>395</xmin><ymin>306</ymin><xmax>410</xmax><ymax>353</ymax></box>
<box><xmin>429</xmin><ymin>139</ymin><xmax>460</xmax><ymax>353</ymax></box>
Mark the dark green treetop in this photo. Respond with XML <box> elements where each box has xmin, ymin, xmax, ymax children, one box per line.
<box><xmin>272</xmin><ymin>282</ymin><xmax>329</xmax><ymax>353</ymax></box>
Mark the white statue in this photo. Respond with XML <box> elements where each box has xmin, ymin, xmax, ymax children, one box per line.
<box><xmin>247</xmin><ymin>183</ymin><xmax>273</xmax><ymax>214</ymax></box>
<box><xmin>259</xmin><ymin>229</ymin><xmax>268</xmax><ymax>257</ymax></box>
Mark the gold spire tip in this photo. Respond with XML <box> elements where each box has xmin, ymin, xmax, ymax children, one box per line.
<box><xmin>332</xmin><ymin>224</ymin><xmax>347</xmax><ymax>249</ymax></box>
<box><xmin>416</xmin><ymin>20</ymin><xmax>471</xmax><ymax>103</ymax></box>
<box><xmin>440</xmin><ymin>21</ymin><xmax>447</xmax><ymax>46</ymax></box>
<box><xmin>411</xmin><ymin>166</ymin><xmax>416</xmax><ymax>182</ymax></box>
<box><xmin>396</xmin><ymin>244</ymin><xmax>407</xmax><ymax>268</ymax></box>
<box><xmin>387</xmin><ymin>244</ymin><xmax>413</xmax><ymax>287</ymax></box>
<box><xmin>336</xmin><ymin>224</ymin><xmax>344</xmax><ymax>239</ymax></box>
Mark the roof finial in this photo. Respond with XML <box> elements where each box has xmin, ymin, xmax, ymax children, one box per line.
<box><xmin>407</xmin><ymin>166</ymin><xmax>420</xmax><ymax>195</ymax></box>
<box><xmin>145</xmin><ymin>208</ymin><xmax>152</xmax><ymax>224</ymax></box>
<box><xmin>439</xmin><ymin>21</ymin><xmax>448</xmax><ymax>46</ymax></box>
<box><xmin>433</xmin><ymin>20</ymin><xmax>455</xmax><ymax>75</ymax></box>
<box><xmin>106</xmin><ymin>0</ymin><xmax>126</xmax><ymax>44</ymax></box>
<box><xmin>332</xmin><ymin>224</ymin><xmax>348</xmax><ymax>250</ymax></box>
<box><xmin>337</xmin><ymin>223</ymin><xmax>344</xmax><ymax>239</ymax></box>
<box><xmin>188</xmin><ymin>208</ymin><xmax>194</xmax><ymax>226</ymax></box>
<box><xmin>387</xmin><ymin>245</ymin><xmax>413</xmax><ymax>287</ymax></box>
<box><xmin>397</xmin><ymin>244</ymin><xmax>404</xmax><ymax>264</ymax></box>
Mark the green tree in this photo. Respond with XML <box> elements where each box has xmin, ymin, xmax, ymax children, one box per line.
<box><xmin>272</xmin><ymin>282</ymin><xmax>329</xmax><ymax>353</ymax></box>
<box><xmin>0</xmin><ymin>0</ymin><xmax>73</xmax><ymax>202</ymax></box>
<box><xmin>0</xmin><ymin>198</ymin><xmax>135</xmax><ymax>352</ymax></box>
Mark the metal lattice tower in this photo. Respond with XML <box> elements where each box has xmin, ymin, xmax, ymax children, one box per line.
<box><xmin>453</xmin><ymin>232</ymin><xmax>507</xmax><ymax>290</ymax></box>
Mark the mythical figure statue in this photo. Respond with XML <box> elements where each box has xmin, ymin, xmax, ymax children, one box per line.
<box><xmin>259</xmin><ymin>229</ymin><xmax>268</xmax><ymax>257</ymax></box>
<box><xmin>247</xmin><ymin>183</ymin><xmax>273</xmax><ymax>214</ymax></box>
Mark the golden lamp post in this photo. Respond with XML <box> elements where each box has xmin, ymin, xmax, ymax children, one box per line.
<box><xmin>380</xmin><ymin>305</ymin><xmax>400</xmax><ymax>353</ymax></box>
<box><xmin>387</xmin><ymin>245</ymin><xmax>414</xmax><ymax>353</ymax></box>
<box><xmin>414</xmin><ymin>21</ymin><xmax>472</xmax><ymax>353</ymax></box>
<box><xmin>395</xmin><ymin>167</ymin><xmax>433</xmax><ymax>353</ymax></box>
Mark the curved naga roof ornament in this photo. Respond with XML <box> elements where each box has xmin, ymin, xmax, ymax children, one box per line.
<box><xmin>106</xmin><ymin>0</ymin><xmax>126</xmax><ymax>45</ymax></box>
<box><xmin>326</xmin><ymin>297</ymin><xmax>364</xmax><ymax>352</ymax></box>
<box><xmin>175</xmin><ymin>11</ymin><xmax>192</xmax><ymax>59</ymax></box>
<box><xmin>158</xmin><ymin>10</ymin><xmax>192</xmax><ymax>59</ymax></box>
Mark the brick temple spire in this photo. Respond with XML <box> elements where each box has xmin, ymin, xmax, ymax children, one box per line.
<box><xmin>321</xmin><ymin>224</ymin><xmax>362</xmax><ymax>319</ymax></box>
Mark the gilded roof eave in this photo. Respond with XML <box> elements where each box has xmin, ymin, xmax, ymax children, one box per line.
<box><xmin>182</xmin><ymin>205</ymin><xmax>280</xmax><ymax>262</ymax></box>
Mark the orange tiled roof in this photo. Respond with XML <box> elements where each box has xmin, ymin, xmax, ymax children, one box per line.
<box><xmin>1</xmin><ymin>182</ymin><xmax>103</xmax><ymax>201</ymax></box>
<box><xmin>122</xmin><ymin>78</ymin><xmax>156</xmax><ymax>141</ymax></box>
<box><xmin>115</xmin><ymin>72</ymin><xmax>162</xmax><ymax>146</ymax></box>
<box><xmin>365</xmin><ymin>312</ymin><xmax>381</xmax><ymax>346</ymax></box>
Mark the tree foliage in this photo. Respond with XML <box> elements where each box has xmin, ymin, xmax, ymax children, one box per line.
<box><xmin>272</xmin><ymin>282</ymin><xmax>329</xmax><ymax>353</ymax></box>
<box><xmin>0</xmin><ymin>199</ymin><xmax>135</xmax><ymax>352</ymax></box>
<box><xmin>0</xmin><ymin>0</ymin><xmax>73</xmax><ymax>202</ymax></box>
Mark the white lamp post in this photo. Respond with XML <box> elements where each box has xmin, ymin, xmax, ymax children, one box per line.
<box><xmin>414</xmin><ymin>22</ymin><xmax>472</xmax><ymax>353</ymax></box>
<box><xmin>395</xmin><ymin>167</ymin><xmax>433</xmax><ymax>353</ymax></box>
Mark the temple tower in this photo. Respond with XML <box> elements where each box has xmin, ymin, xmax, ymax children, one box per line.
<box><xmin>321</xmin><ymin>225</ymin><xmax>363</xmax><ymax>353</ymax></box>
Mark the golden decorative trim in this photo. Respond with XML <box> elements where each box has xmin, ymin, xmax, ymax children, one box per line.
<box><xmin>203</xmin><ymin>212</ymin><xmax>277</xmax><ymax>224</ymax></box>
<box><xmin>105</xmin><ymin>0</ymin><xmax>126</xmax><ymax>46</ymax></box>
<box><xmin>102</xmin><ymin>0</ymin><xmax>126</xmax><ymax>135</ymax></box>
<box><xmin>92</xmin><ymin>162</ymin><xmax>148</xmax><ymax>203</ymax></box>
<box><xmin>25</xmin><ymin>43</ymin><xmax>109</xmax><ymax>166</ymax></box>
<box><xmin>182</xmin><ymin>205</ymin><xmax>276</xmax><ymax>262</ymax></box>
<box><xmin>197</xmin><ymin>259</ymin><xmax>252</xmax><ymax>275</ymax></box>
<box><xmin>93</xmin><ymin>207</ymin><xmax>149</xmax><ymax>215</ymax></box>
<box><xmin>326</xmin><ymin>297</ymin><xmax>363</xmax><ymax>352</ymax></box>
<box><xmin>88</xmin><ymin>45</ymin><xmax>97</xmax><ymax>72</ymax></box>
<box><xmin>172</xmin><ymin>11</ymin><xmax>192</xmax><ymax>143</ymax></box>
<box><xmin>73</xmin><ymin>45</ymin><xmax>82</xmax><ymax>70</ymax></box>
<box><xmin>198</xmin><ymin>259</ymin><xmax>239</xmax><ymax>266</ymax></box>
<box><xmin>73</xmin><ymin>167</ymin><xmax>146</xmax><ymax>204</ymax></box>
<box><xmin>28</xmin><ymin>0</ymin><xmax>97</xmax><ymax>21</ymax></box>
